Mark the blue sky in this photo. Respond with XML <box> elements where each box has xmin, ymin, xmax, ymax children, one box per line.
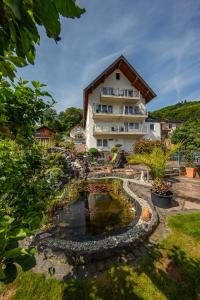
<box><xmin>18</xmin><ymin>0</ymin><xmax>200</xmax><ymax>112</ymax></box>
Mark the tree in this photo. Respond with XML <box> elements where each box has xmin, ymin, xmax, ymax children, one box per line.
<box><xmin>0</xmin><ymin>0</ymin><xmax>85</xmax><ymax>79</ymax></box>
<box><xmin>59</xmin><ymin>107</ymin><xmax>83</xmax><ymax>134</ymax></box>
<box><xmin>42</xmin><ymin>107</ymin><xmax>62</xmax><ymax>131</ymax></box>
<box><xmin>171</xmin><ymin>120</ymin><xmax>200</xmax><ymax>150</ymax></box>
<box><xmin>0</xmin><ymin>77</ymin><xmax>54</xmax><ymax>143</ymax></box>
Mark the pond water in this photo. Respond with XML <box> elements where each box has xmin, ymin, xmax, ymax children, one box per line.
<box><xmin>50</xmin><ymin>191</ymin><xmax>135</xmax><ymax>239</ymax></box>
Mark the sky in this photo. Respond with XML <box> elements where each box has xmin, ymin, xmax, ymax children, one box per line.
<box><xmin>18</xmin><ymin>0</ymin><xmax>200</xmax><ymax>112</ymax></box>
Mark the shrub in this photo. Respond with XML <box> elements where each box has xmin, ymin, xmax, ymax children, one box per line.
<box><xmin>184</xmin><ymin>150</ymin><xmax>195</xmax><ymax>167</ymax></box>
<box><xmin>88</xmin><ymin>148</ymin><xmax>99</xmax><ymax>156</ymax></box>
<box><xmin>112</xmin><ymin>179</ymin><xmax>122</xmax><ymax>195</ymax></box>
<box><xmin>134</xmin><ymin>140</ymin><xmax>165</xmax><ymax>154</ymax></box>
<box><xmin>111</xmin><ymin>147</ymin><xmax>120</xmax><ymax>153</ymax></box>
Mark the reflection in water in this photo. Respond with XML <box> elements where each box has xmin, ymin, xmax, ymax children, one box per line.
<box><xmin>51</xmin><ymin>192</ymin><xmax>135</xmax><ymax>240</ymax></box>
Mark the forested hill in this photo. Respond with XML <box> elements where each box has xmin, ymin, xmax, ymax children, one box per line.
<box><xmin>150</xmin><ymin>101</ymin><xmax>200</xmax><ymax>121</ymax></box>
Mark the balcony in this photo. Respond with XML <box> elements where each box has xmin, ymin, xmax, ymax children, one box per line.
<box><xmin>93</xmin><ymin>105</ymin><xmax>148</xmax><ymax>121</ymax></box>
<box><xmin>93</xmin><ymin>124</ymin><xmax>148</xmax><ymax>136</ymax></box>
<box><xmin>100</xmin><ymin>87</ymin><xmax>140</xmax><ymax>103</ymax></box>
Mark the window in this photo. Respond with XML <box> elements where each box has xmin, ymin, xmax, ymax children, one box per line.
<box><xmin>95</xmin><ymin>104</ymin><xmax>113</xmax><ymax>114</ymax></box>
<box><xmin>103</xmin><ymin>139</ymin><xmax>108</xmax><ymax>147</ymax></box>
<box><xmin>168</xmin><ymin>123</ymin><xmax>172</xmax><ymax>129</ymax></box>
<box><xmin>97</xmin><ymin>139</ymin><xmax>102</xmax><ymax>147</ymax></box>
<box><xmin>108</xmin><ymin>105</ymin><xmax>113</xmax><ymax>113</ymax></box>
<box><xmin>129</xmin><ymin>123</ymin><xmax>139</xmax><ymax>130</ymax></box>
<box><xmin>97</xmin><ymin>139</ymin><xmax>108</xmax><ymax>147</ymax></box>
<box><xmin>124</xmin><ymin>106</ymin><xmax>140</xmax><ymax>115</ymax></box>
<box><xmin>150</xmin><ymin>124</ymin><xmax>155</xmax><ymax>131</ymax></box>
<box><xmin>116</xmin><ymin>72</ymin><xmax>120</xmax><ymax>80</ymax></box>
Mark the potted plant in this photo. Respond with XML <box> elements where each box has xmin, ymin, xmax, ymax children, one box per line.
<box><xmin>128</xmin><ymin>145</ymin><xmax>180</xmax><ymax>208</ymax></box>
<box><xmin>184</xmin><ymin>150</ymin><xmax>196</xmax><ymax>178</ymax></box>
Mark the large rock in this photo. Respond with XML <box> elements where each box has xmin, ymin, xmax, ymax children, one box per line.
<box><xmin>140</xmin><ymin>207</ymin><xmax>151</xmax><ymax>222</ymax></box>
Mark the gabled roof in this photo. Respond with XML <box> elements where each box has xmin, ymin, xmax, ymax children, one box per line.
<box><xmin>83</xmin><ymin>55</ymin><xmax>156</xmax><ymax>126</ymax></box>
<box><xmin>36</xmin><ymin>126</ymin><xmax>55</xmax><ymax>133</ymax></box>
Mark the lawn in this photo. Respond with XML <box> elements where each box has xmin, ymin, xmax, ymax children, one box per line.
<box><xmin>1</xmin><ymin>213</ymin><xmax>200</xmax><ymax>300</ymax></box>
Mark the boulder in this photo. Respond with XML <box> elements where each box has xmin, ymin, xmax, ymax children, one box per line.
<box><xmin>141</xmin><ymin>207</ymin><xmax>151</xmax><ymax>222</ymax></box>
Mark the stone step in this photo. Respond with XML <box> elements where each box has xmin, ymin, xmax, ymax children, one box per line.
<box><xmin>175</xmin><ymin>194</ymin><xmax>200</xmax><ymax>204</ymax></box>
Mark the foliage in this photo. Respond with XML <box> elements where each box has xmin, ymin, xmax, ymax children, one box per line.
<box><xmin>0</xmin><ymin>215</ymin><xmax>35</xmax><ymax>281</ymax></box>
<box><xmin>65</xmin><ymin>141</ymin><xmax>75</xmax><ymax>152</ymax></box>
<box><xmin>128</xmin><ymin>144</ymin><xmax>180</xmax><ymax>179</ymax></box>
<box><xmin>0</xmin><ymin>77</ymin><xmax>54</xmax><ymax>143</ymax></box>
<box><xmin>111</xmin><ymin>146</ymin><xmax>120</xmax><ymax>153</ymax></box>
<box><xmin>171</xmin><ymin>120</ymin><xmax>200</xmax><ymax>150</ymax></box>
<box><xmin>152</xmin><ymin>178</ymin><xmax>170</xmax><ymax>196</ymax></box>
<box><xmin>0</xmin><ymin>140</ymin><xmax>62</xmax><ymax>232</ymax></box>
<box><xmin>134</xmin><ymin>139</ymin><xmax>165</xmax><ymax>154</ymax></box>
<box><xmin>184</xmin><ymin>150</ymin><xmax>195</xmax><ymax>168</ymax></box>
<box><xmin>58</xmin><ymin>107</ymin><xmax>83</xmax><ymax>134</ymax></box>
<box><xmin>42</xmin><ymin>108</ymin><xmax>63</xmax><ymax>132</ymax></box>
<box><xmin>88</xmin><ymin>147</ymin><xmax>100</xmax><ymax>156</ymax></box>
<box><xmin>0</xmin><ymin>0</ymin><xmax>85</xmax><ymax>79</ymax></box>
<box><xmin>66</xmin><ymin>179</ymin><xmax>83</xmax><ymax>202</ymax></box>
<box><xmin>111</xmin><ymin>179</ymin><xmax>122</xmax><ymax>195</ymax></box>
<box><xmin>41</xmin><ymin>107</ymin><xmax>83</xmax><ymax>134</ymax></box>
<box><xmin>151</xmin><ymin>100</ymin><xmax>200</xmax><ymax>122</ymax></box>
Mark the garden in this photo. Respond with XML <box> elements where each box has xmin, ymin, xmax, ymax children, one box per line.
<box><xmin>1</xmin><ymin>1</ymin><xmax>200</xmax><ymax>298</ymax></box>
<box><xmin>1</xmin><ymin>80</ymin><xmax>200</xmax><ymax>299</ymax></box>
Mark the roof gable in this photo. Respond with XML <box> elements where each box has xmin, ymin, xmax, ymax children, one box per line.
<box><xmin>83</xmin><ymin>55</ymin><xmax>156</xmax><ymax>125</ymax></box>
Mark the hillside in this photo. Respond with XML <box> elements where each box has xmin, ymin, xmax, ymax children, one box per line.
<box><xmin>150</xmin><ymin>101</ymin><xmax>200</xmax><ymax>121</ymax></box>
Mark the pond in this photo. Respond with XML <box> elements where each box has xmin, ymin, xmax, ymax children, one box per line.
<box><xmin>50</xmin><ymin>184</ymin><xmax>135</xmax><ymax>240</ymax></box>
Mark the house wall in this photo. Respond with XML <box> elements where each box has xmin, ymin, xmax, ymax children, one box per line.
<box><xmin>70</xmin><ymin>126</ymin><xmax>85</xmax><ymax>139</ymax></box>
<box><xmin>36</xmin><ymin>128</ymin><xmax>54</xmax><ymax>138</ymax></box>
<box><xmin>85</xmin><ymin>69</ymin><xmax>157</xmax><ymax>152</ymax></box>
<box><xmin>145</xmin><ymin>122</ymin><xmax>161</xmax><ymax>141</ymax></box>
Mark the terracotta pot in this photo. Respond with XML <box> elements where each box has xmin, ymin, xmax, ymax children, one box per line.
<box><xmin>185</xmin><ymin>167</ymin><xmax>197</xmax><ymax>178</ymax></box>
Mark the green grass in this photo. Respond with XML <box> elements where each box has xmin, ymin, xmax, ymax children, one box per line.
<box><xmin>1</xmin><ymin>213</ymin><xmax>200</xmax><ymax>300</ymax></box>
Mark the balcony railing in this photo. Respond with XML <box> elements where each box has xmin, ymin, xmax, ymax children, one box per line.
<box><xmin>101</xmin><ymin>87</ymin><xmax>140</xmax><ymax>98</ymax></box>
<box><xmin>93</xmin><ymin>124</ymin><xmax>148</xmax><ymax>134</ymax></box>
<box><xmin>93</xmin><ymin>106</ymin><xmax>147</xmax><ymax>116</ymax></box>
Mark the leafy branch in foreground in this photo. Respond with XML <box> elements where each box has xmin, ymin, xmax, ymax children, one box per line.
<box><xmin>0</xmin><ymin>0</ymin><xmax>86</xmax><ymax>79</ymax></box>
<box><xmin>0</xmin><ymin>215</ymin><xmax>35</xmax><ymax>282</ymax></box>
<box><xmin>0</xmin><ymin>77</ymin><xmax>54</xmax><ymax>143</ymax></box>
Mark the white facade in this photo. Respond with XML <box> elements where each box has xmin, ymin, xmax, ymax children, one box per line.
<box><xmin>145</xmin><ymin>120</ymin><xmax>161</xmax><ymax>141</ymax></box>
<box><xmin>84</xmin><ymin>58</ymin><xmax>160</xmax><ymax>152</ymax></box>
<box><xmin>70</xmin><ymin>125</ymin><xmax>85</xmax><ymax>140</ymax></box>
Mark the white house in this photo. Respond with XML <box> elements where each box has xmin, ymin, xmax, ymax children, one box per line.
<box><xmin>83</xmin><ymin>55</ymin><xmax>160</xmax><ymax>152</ymax></box>
<box><xmin>145</xmin><ymin>117</ymin><xmax>161</xmax><ymax>141</ymax></box>
<box><xmin>70</xmin><ymin>124</ymin><xmax>85</xmax><ymax>143</ymax></box>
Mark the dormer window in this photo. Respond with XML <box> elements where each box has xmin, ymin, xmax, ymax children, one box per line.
<box><xmin>116</xmin><ymin>72</ymin><xmax>120</xmax><ymax>80</ymax></box>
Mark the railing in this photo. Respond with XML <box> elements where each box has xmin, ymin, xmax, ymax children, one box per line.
<box><xmin>93</xmin><ymin>124</ymin><xmax>148</xmax><ymax>134</ymax></box>
<box><xmin>101</xmin><ymin>87</ymin><xmax>140</xmax><ymax>98</ymax></box>
<box><xmin>93</xmin><ymin>105</ymin><xmax>147</xmax><ymax>115</ymax></box>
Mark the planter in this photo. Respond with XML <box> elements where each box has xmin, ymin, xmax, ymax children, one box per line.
<box><xmin>151</xmin><ymin>191</ymin><xmax>173</xmax><ymax>208</ymax></box>
<box><xmin>107</xmin><ymin>166</ymin><xmax>113</xmax><ymax>173</ymax></box>
<box><xmin>185</xmin><ymin>167</ymin><xmax>197</xmax><ymax>178</ymax></box>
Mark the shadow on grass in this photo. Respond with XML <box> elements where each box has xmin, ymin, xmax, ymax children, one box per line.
<box><xmin>137</xmin><ymin>245</ymin><xmax>200</xmax><ymax>300</ymax></box>
<box><xmin>61</xmin><ymin>245</ymin><xmax>200</xmax><ymax>300</ymax></box>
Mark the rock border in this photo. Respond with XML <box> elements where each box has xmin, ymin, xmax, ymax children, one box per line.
<box><xmin>33</xmin><ymin>177</ymin><xmax>158</xmax><ymax>264</ymax></box>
